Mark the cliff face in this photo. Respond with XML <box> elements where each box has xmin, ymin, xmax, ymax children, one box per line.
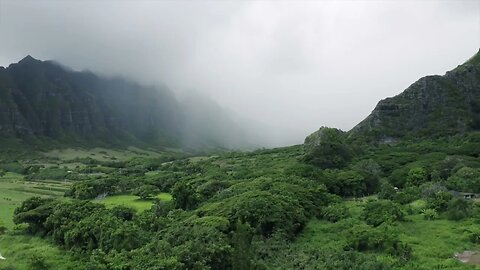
<box><xmin>0</xmin><ymin>56</ymin><xmax>182</xmax><ymax>146</ymax></box>
<box><xmin>348</xmin><ymin>49</ymin><xmax>480</xmax><ymax>142</ymax></box>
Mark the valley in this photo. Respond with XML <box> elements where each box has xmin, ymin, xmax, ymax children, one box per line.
<box><xmin>0</xmin><ymin>136</ymin><xmax>479</xmax><ymax>269</ymax></box>
<box><xmin>0</xmin><ymin>13</ymin><xmax>478</xmax><ymax>269</ymax></box>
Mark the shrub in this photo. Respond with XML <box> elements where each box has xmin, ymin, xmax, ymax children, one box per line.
<box><xmin>345</xmin><ymin>223</ymin><xmax>412</xmax><ymax>262</ymax></box>
<box><xmin>393</xmin><ymin>187</ymin><xmax>421</xmax><ymax>205</ymax></box>
<box><xmin>426</xmin><ymin>191</ymin><xmax>453</xmax><ymax>212</ymax></box>
<box><xmin>446</xmin><ymin>167</ymin><xmax>480</xmax><ymax>193</ymax></box>
<box><xmin>377</xmin><ymin>180</ymin><xmax>396</xmax><ymax>200</ymax></box>
<box><xmin>421</xmin><ymin>208</ymin><xmax>438</xmax><ymax>220</ymax></box>
<box><xmin>133</xmin><ymin>184</ymin><xmax>160</xmax><ymax>200</ymax></box>
<box><xmin>321</xmin><ymin>203</ymin><xmax>350</xmax><ymax>222</ymax></box>
<box><xmin>28</xmin><ymin>254</ymin><xmax>49</xmax><ymax>270</ymax></box>
<box><xmin>362</xmin><ymin>200</ymin><xmax>404</xmax><ymax>227</ymax></box>
<box><xmin>446</xmin><ymin>198</ymin><xmax>473</xmax><ymax>220</ymax></box>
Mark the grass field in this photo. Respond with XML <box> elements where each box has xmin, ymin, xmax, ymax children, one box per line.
<box><xmin>0</xmin><ymin>172</ymin><xmax>69</xmax><ymax>229</ymax></box>
<box><xmin>95</xmin><ymin>193</ymin><xmax>173</xmax><ymax>211</ymax></box>
<box><xmin>291</xmin><ymin>199</ymin><xmax>480</xmax><ymax>270</ymax></box>
<box><xmin>0</xmin><ymin>234</ymin><xmax>81</xmax><ymax>270</ymax></box>
<box><xmin>43</xmin><ymin>146</ymin><xmax>163</xmax><ymax>162</ymax></box>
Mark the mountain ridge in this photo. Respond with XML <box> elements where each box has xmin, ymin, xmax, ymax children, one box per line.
<box><xmin>346</xmin><ymin>49</ymin><xmax>480</xmax><ymax>143</ymax></box>
<box><xmin>0</xmin><ymin>56</ymin><xmax>257</xmax><ymax>150</ymax></box>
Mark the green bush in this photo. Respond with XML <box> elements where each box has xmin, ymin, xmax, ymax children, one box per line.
<box><xmin>345</xmin><ymin>223</ymin><xmax>411</xmax><ymax>262</ymax></box>
<box><xmin>321</xmin><ymin>203</ymin><xmax>350</xmax><ymax>222</ymax></box>
<box><xmin>446</xmin><ymin>167</ymin><xmax>480</xmax><ymax>193</ymax></box>
<box><xmin>406</xmin><ymin>167</ymin><xmax>428</xmax><ymax>187</ymax></box>
<box><xmin>362</xmin><ymin>200</ymin><xmax>404</xmax><ymax>227</ymax></box>
<box><xmin>446</xmin><ymin>198</ymin><xmax>473</xmax><ymax>220</ymax></box>
<box><xmin>28</xmin><ymin>254</ymin><xmax>49</xmax><ymax>270</ymax></box>
<box><xmin>420</xmin><ymin>208</ymin><xmax>438</xmax><ymax>220</ymax></box>
<box><xmin>426</xmin><ymin>191</ymin><xmax>453</xmax><ymax>211</ymax></box>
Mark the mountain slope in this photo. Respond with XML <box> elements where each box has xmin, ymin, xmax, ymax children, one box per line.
<box><xmin>0</xmin><ymin>56</ymin><xmax>183</xmax><ymax>147</ymax></box>
<box><xmin>0</xmin><ymin>56</ymin><xmax>262</xmax><ymax>150</ymax></box>
<box><xmin>348</xmin><ymin>49</ymin><xmax>480</xmax><ymax>143</ymax></box>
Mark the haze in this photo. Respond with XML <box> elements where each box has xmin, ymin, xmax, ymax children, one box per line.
<box><xmin>1</xmin><ymin>0</ymin><xmax>479</xmax><ymax>147</ymax></box>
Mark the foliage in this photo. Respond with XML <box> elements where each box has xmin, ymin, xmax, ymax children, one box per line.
<box><xmin>6</xmin><ymin>134</ymin><xmax>480</xmax><ymax>269</ymax></box>
<box><xmin>133</xmin><ymin>184</ymin><xmax>160</xmax><ymax>200</ymax></box>
<box><xmin>445</xmin><ymin>198</ymin><xmax>473</xmax><ymax>221</ymax></box>
<box><xmin>304</xmin><ymin>127</ymin><xmax>353</xmax><ymax>169</ymax></box>
<box><xmin>406</xmin><ymin>167</ymin><xmax>428</xmax><ymax>187</ymax></box>
<box><xmin>446</xmin><ymin>166</ymin><xmax>480</xmax><ymax>193</ymax></box>
<box><xmin>362</xmin><ymin>200</ymin><xmax>404</xmax><ymax>227</ymax></box>
<box><xmin>321</xmin><ymin>203</ymin><xmax>350</xmax><ymax>222</ymax></box>
<box><xmin>425</xmin><ymin>191</ymin><xmax>453</xmax><ymax>212</ymax></box>
<box><xmin>345</xmin><ymin>223</ymin><xmax>412</xmax><ymax>262</ymax></box>
<box><xmin>420</xmin><ymin>208</ymin><xmax>438</xmax><ymax>220</ymax></box>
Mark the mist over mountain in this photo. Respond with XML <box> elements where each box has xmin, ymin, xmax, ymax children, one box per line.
<box><xmin>0</xmin><ymin>56</ymin><xmax>260</xmax><ymax>150</ymax></box>
<box><xmin>2</xmin><ymin>1</ymin><xmax>479</xmax><ymax>146</ymax></box>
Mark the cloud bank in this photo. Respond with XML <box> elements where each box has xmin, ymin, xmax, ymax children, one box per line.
<box><xmin>1</xmin><ymin>0</ymin><xmax>479</xmax><ymax>146</ymax></box>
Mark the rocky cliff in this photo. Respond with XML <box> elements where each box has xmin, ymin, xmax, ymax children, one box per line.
<box><xmin>0</xmin><ymin>56</ymin><xmax>182</xmax><ymax>147</ymax></box>
<box><xmin>348</xmin><ymin>49</ymin><xmax>480</xmax><ymax>143</ymax></box>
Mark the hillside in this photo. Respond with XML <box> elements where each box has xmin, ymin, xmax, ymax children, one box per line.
<box><xmin>0</xmin><ymin>56</ymin><xmax>182</xmax><ymax>147</ymax></box>
<box><xmin>348</xmin><ymin>49</ymin><xmax>480</xmax><ymax>143</ymax></box>
<box><xmin>1</xmin><ymin>52</ymin><xmax>480</xmax><ymax>269</ymax></box>
<box><xmin>0</xmin><ymin>56</ymin><xmax>258</xmax><ymax>151</ymax></box>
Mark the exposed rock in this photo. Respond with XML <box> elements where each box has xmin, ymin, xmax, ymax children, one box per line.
<box><xmin>304</xmin><ymin>126</ymin><xmax>346</xmax><ymax>152</ymax></box>
<box><xmin>348</xmin><ymin>49</ymin><xmax>480</xmax><ymax>142</ymax></box>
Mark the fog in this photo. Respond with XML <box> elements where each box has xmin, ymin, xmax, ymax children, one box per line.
<box><xmin>1</xmin><ymin>0</ymin><xmax>479</xmax><ymax>147</ymax></box>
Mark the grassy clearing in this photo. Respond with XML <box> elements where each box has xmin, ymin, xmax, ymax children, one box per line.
<box><xmin>398</xmin><ymin>214</ymin><xmax>479</xmax><ymax>269</ymax></box>
<box><xmin>43</xmin><ymin>146</ymin><xmax>163</xmax><ymax>162</ymax></box>
<box><xmin>292</xmin><ymin>200</ymin><xmax>479</xmax><ymax>270</ymax></box>
<box><xmin>0</xmin><ymin>234</ymin><xmax>81</xmax><ymax>270</ymax></box>
<box><xmin>0</xmin><ymin>173</ymin><xmax>67</xmax><ymax>229</ymax></box>
<box><xmin>95</xmin><ymin>193</ymin><xmax>172</xmax><ymax>211</ymax></box>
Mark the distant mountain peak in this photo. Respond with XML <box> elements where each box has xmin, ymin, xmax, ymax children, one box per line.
<box><xmin>20</xmin><ymin>55</ymin><xmax>37</xmax><ymax>62</ymax></box>
<box><xmin>18</xmin><ymin>55</ymin><xmax>41</xmax><ymax>66</ymax></box>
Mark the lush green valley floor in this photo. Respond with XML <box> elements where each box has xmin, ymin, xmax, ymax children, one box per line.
<box><xmin>0</xmin><ymin>235</ymin><xmax>80</xmax><ymax>270</ymax></box>
<box><xmin>0</xmin><ymin>139</ymin><xmax>479</xmax><ymax>269</ymax></box>
<box><xmin>95</xmin><ymin>193</ymin><xmax>172</xmax><ymax>211</ymax></box>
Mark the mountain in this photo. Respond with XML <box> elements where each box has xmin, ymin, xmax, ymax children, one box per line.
<box><xmin>0</xmin><ymin>56</ymin><xmax>256</xmax><ymax>150</ymax></box>
<box><xmin>347</xmin><ymin>49</ymin><xmax>480</xmax><ymax>143</ymax></box>
<box><xmin>0</xmin><ymin>55</ymin><xmax>183</xmax><ymax>147</ymax></box>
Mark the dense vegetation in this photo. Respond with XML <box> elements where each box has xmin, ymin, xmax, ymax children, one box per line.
<box><xmin>1</xmin><ymin>131</ymin><xmax>479</xmax><ymax>269</ymax></box>
<box><xmin>1</xmin><ymin>50</ymin><xmax>479</xmax><ymax>270</ymax></box>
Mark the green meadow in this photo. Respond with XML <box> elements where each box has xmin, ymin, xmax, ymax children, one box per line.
<box><xmin>95</xmin><ymin>193</ymin><xmax>173</xmax><ymax>211</ymax></box>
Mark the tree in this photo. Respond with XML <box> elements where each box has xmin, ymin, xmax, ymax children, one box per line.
<box><xmin>362</xmin><ymin>200</ymin><xmax>404</xmax><ymax>227</ymax></box>
<box><xmin>172</xmin><ymin>182</ymin><xmax>200</xmax><ymax>210</ymax></box>
<box><xmin>446</xmin><ymin>167</ymin><xmax>480</xmax><ymax>193</ymax></box>
<box><xmin>352</xmin><ymin>159</ymin><xmax>382</xmax><ymax>194</ymax></box>
<box><xmin>133</xmin><ymin>184</ymin><xmax>160</xmax><ymax>200</ymax></box>
<box><xmin>111</xmin><ymin>205</ymin><xmax>136</xmax><ymax>221</ymax></box>
<box><xmin>446</xmin><ymin>198</ymin><xmax>473</xmax><ymax>220</ymax></box>
<box><xmin>406</xmin><ymin>167</ymin><xmax>428</xmax><ymax>187</ymax></box>
<box><xmin>13</xmin><ymin>197</ymin><xmax>58</xmax><ymax>234</ymax></box>
<box><xmin>426</xmin><ymin>191</ymin><xmax>453</xmax><ymax>212</ymax></box>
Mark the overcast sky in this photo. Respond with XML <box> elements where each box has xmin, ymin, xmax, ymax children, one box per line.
<box><xmin>1</xmin><ymin>0</ymin><xmax>479</xmax><ymax>146</ymax></box>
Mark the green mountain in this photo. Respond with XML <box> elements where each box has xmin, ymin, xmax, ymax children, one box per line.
<box><xmin>0</xmin><ymin>55</ymin><xmax>182</xmax><ymax>147</ymax></box>
<box><xmin>0</xmin><ymin>56</ymin><xmax>257</xmax><ymax>150</ymax></box>
<box><xmin>348</xmin><ymin>49</ymin><xmax>480</xmax><ymax>143</ymax></box>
